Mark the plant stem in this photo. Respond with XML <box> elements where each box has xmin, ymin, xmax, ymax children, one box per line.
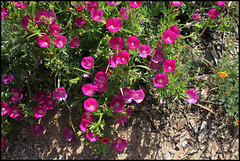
<box><xmin>64</xmin><ymin>100</ymin><xmax>76</xmax><ymax>134</ymax></box>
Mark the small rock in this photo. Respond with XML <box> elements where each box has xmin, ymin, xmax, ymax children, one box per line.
<box><xmin>198</xmin><ymin>121</ymin><xmax>211</xmax><ymax>142</ymax></box>
<box><xmin>189</xmin><ymin>118</ymin><xmax>198</xmax><ymax>133</ymax></box>
<box><xmin>169</xmin><ymin>149</ymin><xmax>176</xmax><ymax>154</ymax></box>
<box><xmin>187</xmin><ymin>149</ymin><xmax>198</xmax><ymax>155</ymax></box>
<box><xmin>164</xmin><ymin>152</ymin><xmax>171</xmax><ymax>160</ymax></box>
<box><xmin>182</xmin><ymin>140</ymin><xmax>188</xmax><ymax>149</ymax></box>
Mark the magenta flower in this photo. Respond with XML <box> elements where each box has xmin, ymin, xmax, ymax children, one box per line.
<box><xmin>68</xmin><ymin>37</ymin><xmax>80</xmax><ymax>48</ymax></box>
<box><xmin>192</xmin><ymin>14</ymin><xmax>201</xmax><ymax>21</ymax></box>
<box><xmin>48</xmin><ymin>23</ymin><xmax>61</xmax><ymax>36</ymax></box>
<box><xmin>151</xmin><ymin>50</ymin><xmax>165</xmax><ymax>63</ymax></box>
<box><xmin>81</xmin><ymin>56</ymin><xmax>94</xmax><ymax>69</ymax></box>
<box><xmin>162</xmin><ymin>30</ymin><xmax>177</xmax><ymax>44</ymax></box>
<box><xmin>34</xmin><ymin>91</ymin><xmax>46</xmax><ymax>104</ymax></box>
<box><xmin>169</xmin><ymin>25</ymin><xmax>180</xmax><ymax>38</ymax></box>
<box><xmin>115</xmin><ymin>116</ymin><xmax>128</xmax><ymax>124</ymax></box>
<box><xmin>109</xmin><ymin>37</ymin><xmax>124</xmax><ymax>50</ymax></box>
<box><xmin>94</xmin><ymin>71</ymin><xmax>109</xmax><ymax>84</ymax></box>
<box><xmin>38</xmin><ymin>35</ymin><xmax>50</xmax><ymax>48</ymax></box>
<box><xmin>129</xmin><ymin>1</ymin><xmax>142</xmax><ymax>8</ymax></box>
<box><xmin>120</xmin><ymin>8</ymin><xmax>128</xmax><ymax>20</ymax></box>
<box><xmin>1</xmin><ymin>102</ymin><xmax>9</xmax><ymax>116</ymax></box>
<box><xmin>53</xmin><ymin>87</ymin><xmax>68</xmax><ymax>101</ymax></box>
<box><xmin>14</xmin><ymin>112</ymin><xmax>25</xmax><ymax>121</ymax></box>
<box><xmin>106</xmin><ymin>17</ymin><xmax>123</xmax><ymax>32</ymax></box>
<box><xmin>75</xmin><ymin>17</ymin><xmax>86</xmax><ymax>28</ymax></box>
<box><xmin>91</xmin><ymin>8</ymin><xmax>104</xmax><ymax>22</ymax></box>
<box><xmin>186</xmin><ymin>88</ymin><xmax>198</xmax><ymax>104</ymax></box>
<box><xmin>32</xmin><ymin>124</ymin><xmax>44</xmax><ymax>136</ymax></box>
<box><xmin>10</xmin><ymin>88</ymin><xmax>23</xmax><ymax>103</ymax></box>
<box><xmin>116</xmin><ymin>51</ymin><xmax>130</xmax><ymax>65</ymax></box>
<box><xmin>81</xmin><ymin>112</ymin><xmax>94</xmax><ymax>122</ymax></box>
<box><xmin>102</xmin><ymin>137</ymin><xmax>109</xmax><ymax>144</ymax></box>
<box><xmin>107</xmin><ymin>1</ymin><xmax>121</xmax><ymax>5</ymax></box>
<box><xmin>132</xmin><ymin>89</ymin><xmax>145</xmax><ymax>103</ymax></box>
<box><xmin>208</xmin><ymin>9</ymin><xmax>220</xmax><ymax>19</ymax></box>
<box><xmin>163</xmin><ymin>59</ymin><xmax>176</xmax><ymax>73</ymax></box>
<box><xmin>43</xmin><ymin>97</ymin><xmax>55</xmax><ymax>110</ymax></box>
<box><xmin>8</xmin><ymin>106</ymin><xmax>20</xmax><ymax>118</ymax></box>
<box><xmin>153</xmin><ymin>73</ymin><xmax>168</xmax><ymax>88</ymax></box>
<box><xmin>125</xmin><ymin>107</ymin><xmax>133</xmax><ymax>115</ymax></box>
<box><xmin>217</xmin><ymin>1</ymin><xmax>226</xmax><ymax>6</ymax></box>
<box><xmin>82</xmin><ymin>83</ymin><xmax>96</xmax><ymax>96</ymax></box>
<box><xmin>35</xmin><ymin>9</ymin><xmax>48</xmax><ymax>23</ymax></box>
<box><xmin>94</xmin><ymin>81</ymin><xmax>108</xmax><ymax>93</ymax></box>
<box><xmin>86</xmin><ymin>130</ymin><xmax>99</xmax><ymax>142</ymax></box>
<box><xmin>85</xmin><ymin>1</ymin><xmax>98</xmax><ymax>12</ymax></box>
<box><xmin>35</xmin><ymin>10</ymin><xmax>55</xmax><ymax>24</ymax></box>
<box><xmin>34</xmin><ymin>106</ymin><xmax>46</xmax><ymax>119</ymax></box>
<box><xmin>127</xmin><ymin>36</ymin><xmax>140</xmax><ymax>49</ymax></box>
<box><xmin>171</xmin><ymin>1</ymin><xmax>183</xmax><ymax>6</ymax></box>
<box><xmin>114</xmin><ymin>137</ymin><xmax>128</xmax><ymax>152</ymax></box>
<box><xmin>138</xmin><ymin>44</ymin><xmax>152</xmax><ymax>58</ymax></box>
<box><xmin>150</xmin><ymin>60</ymin><xmax>162</xmax><ymax>72</ymax></box>
<box><xmin>84</xmin><ymin>98</ymin><xmax>99</xmax><ymax>112</ymax></box>
<box><xmin>2</xmin><ymin>74</ymin><xmax>14</xmax><ymax>84</ymax></box>
<box><xmin>20</xmin><ymin>15</ymin><xmax>33</xmax><ymax>29</ymax></box>
<box><xmin>14</xmin><ymin>1</ymin><xmax>28</xmax><ymax>8</ymax></box>
<box><xmin>48</xmin><ymin>10</ymin><xmax>56</xmax><ymax>25</ymax></box>
<box><xmin>79</xmin><ymin>119</ymin><xmax>91</xmax><ymax>132</ymax></box>
<box><xmin>118</xmin><ymin>88</ymin><xmax>134</xmax><ymax>104</ymax></box>
<box><xmin>1</xmin><ymin>7</ymin><xmax>10</xmax><ymax>21</ymax></box>
<box><xmin>63</xmin><ymin>128</ymin><xmax>73</xmax><ymax>141</ymax></box>
<box><xmin>110</xmin><ymin>97</ymin><xmax>125</xmax><ymax>113</ymax></box>
<box><xmin>77</xmin><ymin>6</ymin><xmax>83</xmax><ymax>12</ymax></box>
<box><xmin>108</xmin><ymin>54</ymin><xmax>119</xmax><ymax>68</ymax></box>
<box><xmin>1</xmin><ymin>137</ymin><xmax>6</xmax><ymax>148</ymax></box>
<box><xmin>54</xmin><ymin>34</ymin><xmax>66</xmax><ymax>48</ymax></box>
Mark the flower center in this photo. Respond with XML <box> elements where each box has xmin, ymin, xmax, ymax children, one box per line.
<box><xmin>89</xmin><ymin>105</ymin><xmax>94</xmax><ymax>111</ymax></box>
<box><xmin>134</xmin><ymin>94</ymin><xmax>139</xmax><ymax>99</ymax></box>
<box><xmin>166</xmin><ymin>37</ymin><xmax>171</xmax><ymax>42</ymax></box>
<box><xmin>88</xmin><ymin>91</ymin><xmax>93</xmax><ymax>95</ymax></box>
<box><xmin>13</xmin><ymin>109</ymin><xmax>18</xmax><ymax>114</ymax></box>
<box><xmin>59</xmin><ymin>41</ymin><xmax>63</xmax><ymax>46</ymax></box>
<box><xmin>158</xmin><ymin>79</ymin><xmax>163</xmax><ymax>84</ymax></box>
<box><xmin>44</xmin><ymin>42</ymin><xmax>48</xmax><ymax>46</ymax></box>
<box><xmin>39</xmin><ymin>109</ymin><xmax>43</xmax><ymax>114</ymax></box>
<box><xmin>100</xmin><ymin>77</ymin><xmax>105</xmax><ymax>82</ymax></box>
<box><xmin>74</xmin><ymin>41</ymin><xmax>79</xmax><ymax>46</ymax></box>
<box><xmin>115</xmin><ymin>102</ymin><xmax>120</xmax><ymax>107</ymax></box>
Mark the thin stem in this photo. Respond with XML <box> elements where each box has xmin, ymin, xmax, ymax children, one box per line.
<box><xmin>64</xmin><ymin>100</ymin><xmax>76</xmax><ymax>134</ymax></box>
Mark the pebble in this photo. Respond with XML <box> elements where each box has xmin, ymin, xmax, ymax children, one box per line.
<box><xmin>164</xmin><ymin>152</ymin><xmax>171</xmax><ymax>160</ymax></box>
<box><xmin>181</xmin><ymin>140</ymin><xmax>188</xmax><ymax>149</ymax></box>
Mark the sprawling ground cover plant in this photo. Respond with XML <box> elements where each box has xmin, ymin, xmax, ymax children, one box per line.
<box><xmin>1</xmin><ymin>1</ymin><xmax>239</xmax><ymax>155</ymax></box>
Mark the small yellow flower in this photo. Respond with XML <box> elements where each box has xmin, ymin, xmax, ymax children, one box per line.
<box><xmin>218</xmin><ymin>71</ymin><xmax>228</xmax><ymax>77</ymax></box>
<box><xmin>236</xmin><ymin>120</ymin><xmax>239</xmax><ymax>125</ymax></box>
<box><xmin>174</xmin><ymin>9</ymin><xmax>178</xmax><ymax>12</ymax></box>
